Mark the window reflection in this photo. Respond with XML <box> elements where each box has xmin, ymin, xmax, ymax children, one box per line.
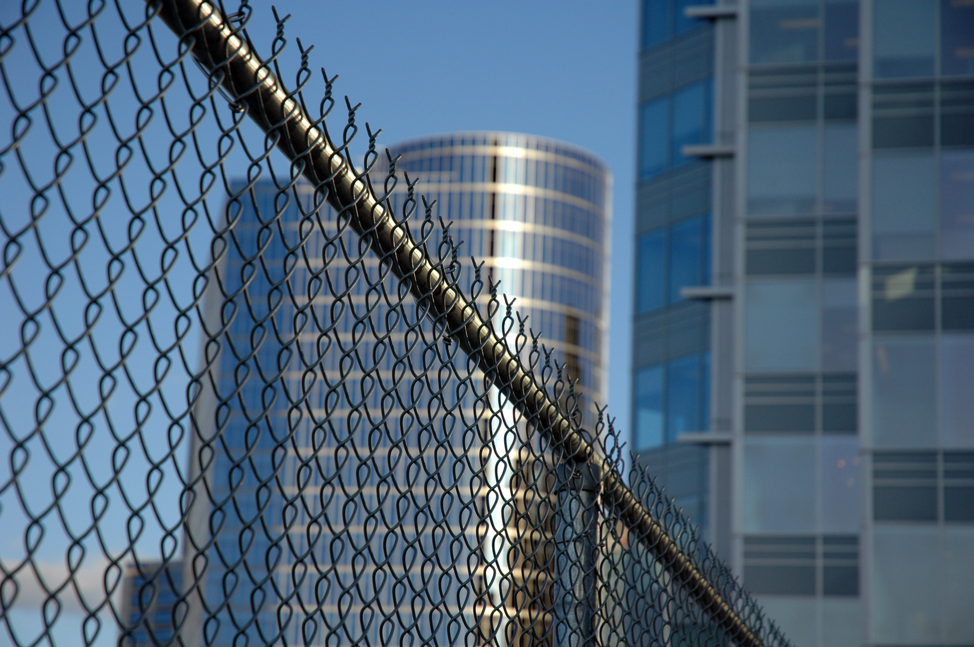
<box><xmin>639</xmin><ymin>79</ymin><xmax>713</xmax><ymax>181</ymax></box>
<box><xmin>634</xmin><ymin>353</ymin><xmax>709</xmax><ymax>450</ymax></box>
<box><xmin>824</xmin><ymin>1</ymin><xmax>860</xmax><ymax>61</ymax></box>
<box><xmin>823</xmin><ymin>124</ymin><xmax>858</xmax><ymax>213</ymax></box>
<box><xmin>822</xmin><ymin>439</ymin><xmax>862</xmax><ymax>532</ymax></box>
<box><xmin>873</xmin><ymin>0</ymin><xmax>936</xmax><ymax>79</ymax></box>
<box><xmin>941</xmin><ymin>335</ymin><xmax>974</xmax><ymax>447</ymax></box>
<box><xmin>639</xmin><ymin>98</ymin><xmax>668</xmax><ymax>179</ymax></box>
<box><xmin>823</xmin><ymin>279</ymin><xmax>859</xmax><ymax>372</ymax></box>
<box><xmin>872</xmin><ymin>152</ymin><xmax>936</xmax><ymax>260</ymax></box>
<box><xmin>746</xmin><ymin>279</ymin><xmax>820</xmax><ymax>371</ymax></box>
<box><xmin>748</xmin><ymin>126</ymin><xmax>818</xmax><ymax>215</ymax></box>
<box><xmin>744</xmin><ymin>437</ymin><xmax>817</xmax><ymax>532</ymax></box>
<box><xmin>672</xmin><ymin>80</ymin><xmax>713</xmax><ymax>168</ymax></box>
<box><xmin>750</xmin><ymin>0</ymin><xmax>821</xmax><ymax>65</ymax></box>
<box><xmin>634</xmin><ymin>365</ymin><xmax>663</xmax><ymax>450</ymax></box>
<box><xmin>666</xmin><ymin>353</ymin><xmax>708</xmax><ymax>441</ymax></box>
<box><xmin>636</xmin><ymin>229</ymin><xmax>665</xmax><ymax>312</ymax></box>
<box><xmin>871</xmin><ymin>337</ymin><xmax>937</xmax><ymax>447</ymax></box>
<box><xmin>643</xmin><ymin>0</ymin><xmax>712</xmax><ymax>50</ymax></box>
<box><xmin>669</xmin><ymin>215</ymin><xmax>710</xmax><ymax>304</ymax></box>
<box><xmin>941</xmin><ymin>0</ymin><xmax>974</xmax><ymax>76</ymax></box>
<box><xmin>940</xmin><ymin>151</ymin><xmax>974</xmax><ymax>259</ymax></box>
<box><xmin>637</xmin><ymin>215</ymin><xmax>711</xmax><ymax>313</ymax></box>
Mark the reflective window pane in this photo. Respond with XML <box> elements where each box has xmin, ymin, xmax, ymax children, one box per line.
<box><xmin>871</xmin><ymin>527</ymin><xmax>940</xmax><ymax>644</ymax></box>
<box><xmin>822</xmin><ymin>439</ymin><xmax>862</xmax><ymax>533</ymax></box>
<box><xmin>822</xmin><ymin>599</ymin><xmax>862</xmax><ymax>647</ymax></box>
<box><xmin>744</xmin><ymin>438</ymin><xmax>816</xmax><ymax>532</ymax></box>
<box><xmin>941</xmin><ymin>151</ymin><xmax>974</xmax><ymax>260</ymax></box>
<box><xmin>944</xmin><ymin>529</ymin><xmax>974</xmax><ymax>640</ymax></box>
<box><xmin>871</xmin><ymin>337</ymin><xmax>936</xmax><ymax>447</ymax></box>
<box><xmin>637</xmin><ymin>230</ymin><xmax>665</xmax><ymax>312</ymax></box>
<box><xmin>750</xmin><ymin>0</ymin><xmax>821</xmax><ymax>65</ymax></box>
<box><xmin>823</xmin><ymin>279</ymin><xmax>858</xmax><ymax>372</ymax></box>
<box><xmin>873</xmin><ymin>0</ymin><xmax>936</xmax><ymax>78</ymax></box>
<box><xmin>824</xmin><ymin>1</ymin><xmax>860</xmax><ymax>62</ymax></box>
<box><xmin>871</xmin><ymin>265</ymin><xmax>935</xmax><ymax>331</ymax></box>
<box><xmin>643</xmin><ymin>0</ymin><xmax>672</xmax><ymax>49</ymax></box>
<box><xmin>746</xmin><ymin>279</ymin><xmax>820</xmax><ymax>371</ymax></box>
<box><xmin>945</xmin><ymin>452</ymin><xmax>974</xmax><ymax>521</ymax></box>
<box><xmin>640</xmin><ymin>98</ymin><xmax>669</xmax><ymax>180</ymax></box>
<box><xmin>635</xmin><ymin>365</ymin><xmax>664</xmax><ymax>450</ymax></box>
<box><xmin>942</xmin><ymin>0</ymin><xmax>974</xmax><ymax>76</ymax></box>
<box><xmin>941</xmin><ymin>335</ymin><xmax>974</xmax><ymax>448</ymax></box>
<box><xmin>823</xmin><ymin>124</ymin><xmax>858</xmax><ymax>214</ymax></box>
<box><xmin>872</xmin><ymin>153</ymin><xmax>936</xmax><ymax>260</ymax></box>
<box><xmin>748</xmin><ymin>126</ymin><xmax>818</xmax><ymax>215</ymax></box>
<box><xmin>666</xmin><ymin>354</ymin><xmax>702</xmax><ymax>442</ymax></box>
<box><xmin>672</xmin><ymin>80</ymin><xmax>712</xmax><ymax>168</ymax></box>
<box><xmin>669</xmin><ymin>215</ymin><xmax>707</xmax><ymax>303</ymax></box>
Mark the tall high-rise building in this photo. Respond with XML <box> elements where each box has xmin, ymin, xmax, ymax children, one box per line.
<box><xmin>192</xmin><ymin>132</ymin><xmax>610</xmax><ymax>647</ymax></box>
<box><xmin>632</xmin><ymin>0</ymin><xmax>974</xmax><ymax>645</ymax></box>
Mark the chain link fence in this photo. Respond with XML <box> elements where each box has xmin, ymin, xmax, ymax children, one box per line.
<box><xmin>0</xmin><ymin>1</ymin><xmax>792</xmax><ymax>646</ymax></box>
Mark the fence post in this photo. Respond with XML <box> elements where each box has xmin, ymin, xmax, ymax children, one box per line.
<box><xmin>555</xmin><ymin>463</ymin><xmax>600</xmax><ymax>647</ymax></box>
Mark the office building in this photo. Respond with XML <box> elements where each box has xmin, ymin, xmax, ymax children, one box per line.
<box><xmin>118</xmin><ymin>560</ymin><xmax>184</xmax><ymax>647</ymax></box>
<box><xmin>193</xmin><ymin>132</ymin><xmax>610</xmax><ymax>647</ymax></box>
<box><xmin>632</xmin><ymin>0</ymin><xmax>974</xmax><ymax>645</ymax></box>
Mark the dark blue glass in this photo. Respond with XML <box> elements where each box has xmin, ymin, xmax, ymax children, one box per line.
<box><xmin>668</xmin><ymin>215</ymin><xmax>709</xmax><ymax>303</ymax></box>
<box><xmin>672</xmin><ymin>80</ymin><xmax>712</xmax><ymax>167</ymax></box>
<box><xmin>640</xmin><ymin>98</ymin><xmax>669</xmax><ymax>179</ymax></box>
<box><xmin>676</xmin><ymin>0</ymin><xmax>712</xmax><ymax>34</ymax></box>
<box><xmin>824</xmin><ymin>1</ymin><xmax>859</xmax><ymax>62</ymax></box>
<box><xmin>644</xmin><ymin>0</ymin><xmax>672</xmax><ymax>50</ymax></box>
<box><xmin>942</xmin><ymin>0</ymin><xmax>974</xmax><ymax>76</ymax></box>
<box><xmin>637</xmin><ymin>229</ymin><xmax>666</xmax><ymax>312</ymax></box>
<box><xmin>635</xmin><ymin>364</ymin><xmax>664</xmax><ymax>449</ymax></box>
<box><xmin>666</xmin><ymin>354</ymin><xmax>702</xmax><ymax>442</ymax></box>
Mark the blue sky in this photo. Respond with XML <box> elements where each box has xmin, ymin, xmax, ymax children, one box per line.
<box><xmin>247</xmin><ymin>0</ymin><xmax>641</xmax><ymax>438</ymax></box>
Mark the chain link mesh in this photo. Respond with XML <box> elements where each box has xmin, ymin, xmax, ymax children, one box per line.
<box><xmin>0</xmin><ymin>2</ymin><xmax>793</xmax><ymax>646</ymax></box>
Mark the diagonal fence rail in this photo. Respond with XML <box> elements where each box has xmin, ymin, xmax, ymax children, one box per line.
<box><xmin>0</xmin><ymin>1</ymin><xmax>792</xmax><ymax>646</ymax></box>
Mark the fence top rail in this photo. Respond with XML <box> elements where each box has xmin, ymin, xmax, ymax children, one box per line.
<box><xmin>149</xmin><ymin>1</ymin><xmax>771</xmax><ymax>645</ymax></box>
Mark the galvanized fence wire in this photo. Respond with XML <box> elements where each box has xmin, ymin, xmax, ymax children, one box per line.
<box><xmin>0</xmin><ymin>1</ymin><xmax>794</xmax><ymax>647</ymax></box>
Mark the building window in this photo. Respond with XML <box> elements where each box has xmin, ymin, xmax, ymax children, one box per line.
<box><xmin>672</xmin><ymin>81</ymin><xmax>713</xmax><ymax>169</ymax></box>
<box><xmin>642</xmin><ymin>0</ymin><xmax>711</xmax><ymax>50</ymax></box>
<box><xmin>669</xmin><ymin>214</ymin><xmax>710</xmax><ymax>303</ymax></box>
<box><xmin>874</xmin><ymin>0</ymin><xmax>974</xmax><ymax>78</ymax></box>
<box><xmin>873</xmin><ymin>451</ymin><xmax>974</xmax><ymax>522</ymax></box>
<box><xmin>744</xmin><ymin>437</ymin><xmax>817</xmax><ymax>532</ymax></box>
<box><xmin>634</xmin><ymin>365</ymin><xmax>664</xmax><ymax>449</ymax></box>
<box><xmin>872</xmin><ymin>153</ymin><xmax>936</xmax><ymax>260</ymax></box>
<box><xmin>636</xmin><ymin>229</ymin><xmax>666</xmax><ymax>312</ymax></box>
<box><xmin>743</xmin><ymin>535</ymin><xmax>860</xmax><ymax>597</ymax></box>
<box><xmin>747</xmin><ymin>125</ymin><xmax>818</xmax><ymax>215</ymax></box>
<box><xmin>636</xmin><ymin>215</ymin><xmax>711</xmax><ymax>314</ymax></box>
<box><xmin>634</xmin><ymin>352</ymin><xmax>709</xmax><ymax>451</ymax></box>
<box><xmin>750</xmin><ymin>0</ymin><xmax>821</xmax><ymax>65</ymax></box>
<box><xmin>871</xmin><ymin>337</ymin><xmax>937</xmax><ymax>447</ymax></box>
<box><xmin>941</xmin><ymin>151</ymin><xmax>974</xmax><ymax>259</ymax></box>
<box><xmin>666</xmin><ymin>353</ymin><xmax>709</xmax><ymax>441</ymax></box>
<box><xmin>745</xmin><ymin>279</ymin><xmax>820</xmax><ymax>371</ymax></box>
<box><xmin>638</xmin><ymin>80</ymin><xmax>713</xmax><ymax>182</ymax></box>
<box><xmin>639</xmin><ymin>98</ymin><xmax>669</xmax><ymax>179</ymax></box>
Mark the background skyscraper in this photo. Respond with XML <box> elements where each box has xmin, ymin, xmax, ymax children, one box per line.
<box><xmin>633</xmin><ymin>0</ymin><xmax>974</xmax><ymax>645</ymax></box>
<box><xmin>195</xmin><ymin>132</ymin><xmax>610</xmax><ymax>647</ymax></box>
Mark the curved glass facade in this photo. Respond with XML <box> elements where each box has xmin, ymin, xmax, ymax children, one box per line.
<box><xmin>197</xmin><ymin>132</ymin><xmax>610</xmax><ymax>647</ymax></box>
<box><xmin>386</xmin><ymin>132</ymin><xmax>612</xmax><ymax>422</ymax></box>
